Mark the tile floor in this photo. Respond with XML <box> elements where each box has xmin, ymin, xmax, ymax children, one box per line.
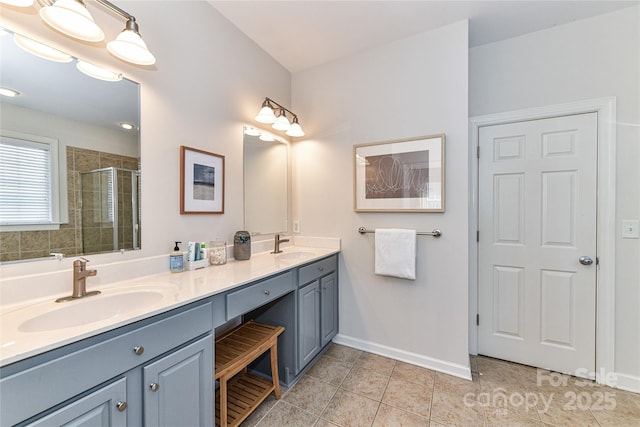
<box><xmin>240</xmin><ymin>343</ymin><xmax>640</xmax><ymax>427</ymax></box>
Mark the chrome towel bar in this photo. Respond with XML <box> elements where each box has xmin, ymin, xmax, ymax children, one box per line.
<box><xmin>357</xmin><ymin>226</ymin><xmax>442</xmax><ymax>238</ymax></box>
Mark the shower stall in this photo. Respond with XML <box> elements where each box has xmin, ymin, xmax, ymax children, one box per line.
<box><xmin>80</xmin><ymin>167</ymin><xmax>140</xmax><ymax>254</ymax></box>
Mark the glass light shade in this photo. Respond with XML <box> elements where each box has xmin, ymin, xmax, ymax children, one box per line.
<box><xmin>39</xmin><ymin>0</ymin><xmax>104</xmax><ymax>42</ymax></box>
<box><xmin>0</xmin><ymin>87</ymin><xmax>20</xmax><ymax>97</ymax></box>
<box><xmin>272</xmin><ymin>112</ymin><xmax>290</xmax><ymax>131</ymax></box>
<box><xmin>107</xmin><ymin>30</ymin><xmax>156</xmax><ymax>66</ymax></box>
<box><xmin>14</xmin><ymin>34</ymin><xmax>73</xmax><ymax>63</ymax></box>
<box><xmin>259</xmin><ymin>133</ymin><xmax>275</xmax><ymax>142</ymax></box>
<box><xmin>285</xmin><ymin>122</ymin><xmax>305</xmax><ymax>137</ymax></box>
<box><xmin>0</xmin><ymin>0</ymin><xmax>34</xmax><ymax>6</ymax></box>
<box><xmin>243</xmin><ymin>127</ymin><xmax>261</xmax><ymax>136</ymax></box>
<box><xmin>255</xmin><ymin>106</ymin><xmax>277</xmax><ymax>123</ymax></box>
<box><xmin>76</xmin><ymin>60</ymin><xmax>122</xmax><ymax>82</ymax></box>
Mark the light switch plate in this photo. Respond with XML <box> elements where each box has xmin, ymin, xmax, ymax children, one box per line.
<box><xmin>622</xmin><ymin>220</ymin><xmax>640</xmax><ymax>238</ymax></box>
<box><xmin>293</xmin><ymin>220</ymin><xmax>300</xmax><ymax>234</ymax></box>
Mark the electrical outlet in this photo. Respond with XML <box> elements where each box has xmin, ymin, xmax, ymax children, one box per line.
<box><xmin>622</xmin><ymin>220</ymin><xmax>640</xmax><ymax>238</ymax></box>
<box><xmin>293</xmin><ymin>220</ymin><xmax>300</xmax><ymax>234</ymax></box>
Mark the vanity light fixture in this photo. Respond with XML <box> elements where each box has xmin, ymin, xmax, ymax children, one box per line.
<box><xmin>76</xmin><ymin>60</ymin><xmax>122</xmax><ymax>82</ymax></box>
<box><xmin>255</xmin><ymin>98</ymin><xmax>278</xmax><ymax>124</ymax></box>
<box><xmin>272</xmin><ymin>108</ymin><xmax>290</xmax><ymax>131</ymax></box>
<box><xmin>39</xmin><ymin>0</ymin><xmax>104</xmax><ymax>42</ymax></box>
<box><xmin>6</xmin><ymin>0</ymin><xmax>156</xmax><ymax>66</ymax></box>
<box><xmin>286</xmin><ymin>116</ymin><xmax>305</xmax><ymax>137</ymax></box>
<box><xmin>254</xmin><ymin>97</ymin><xmax>305</xmax><ymax>137</ymax></box>
<box><xmin>0</xmin><ymin>87</ymin><xmax>20</xmax><ymax>97</ymax></box>
<box><xmin>14</xmin><ymin>33</ymin><xmax>73</xmax><ymax>62</ymax></box>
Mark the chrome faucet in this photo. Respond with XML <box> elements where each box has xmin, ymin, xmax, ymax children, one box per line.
<box><xmin>56</xmin><ymin>258</ymin><xmax>100</xmax><ymax>302</ymax></box>
<box><xmin>271</xmin><ymin>234</ymin><xmax>290</xmax><ymax>254</ymax></box>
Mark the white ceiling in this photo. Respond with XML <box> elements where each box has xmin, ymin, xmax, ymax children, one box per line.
<box><xmin>210</xmin><ymin>0</ymin><xmax>639</xmax><ymax>73</ymax></box>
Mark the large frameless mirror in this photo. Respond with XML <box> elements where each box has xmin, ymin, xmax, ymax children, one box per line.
<box><xmin>0</xmin><ymin>27</ymin><xmax>141</xmax><ymax>263</ymax></box>
<box><xmin>243</xmin><ymin>127</ymin><xmax>288</xmax><ymax>235</ymax></box>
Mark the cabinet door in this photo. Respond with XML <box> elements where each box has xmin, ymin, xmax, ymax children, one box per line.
<box><xmin>143</xmin><ymin>335</ymin><xmax>213</xmax><ymax>427</ymax></box>
<box><xmin>320</xmin><ymin>272</ymin><xmax>338</xmax><ymax>347</ymax></box>
<box><xmin>298</xmin><ymin>281</ymin><xmax>321</xmax><ymax>369</ymax></box>
<box><xmin>27</xmin><ymin>378</ymin><xmax>127</xmax><ymax>427</ymax></box>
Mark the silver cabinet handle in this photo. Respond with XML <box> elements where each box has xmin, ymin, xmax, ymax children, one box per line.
<box><xmin>149</xmin><ymin>383</ymin><xmax>160</xmax><ymax>392</ymax></box>
<box><xmin>116</xmin><ymin>401</ymin><xmax>127</xmax><ymax>412</ymax></box>
<box><xmin>133</xmin><ymin>346</ymin><xmax>144</xmax><ymax>355</ymax></box>
<box><xmin>579</xmin><ymin>256</ymin><xmax>594</xmax><ymax>266</ymax></box>
<box><xmin>264</xmin><ymin>290</ymin><xmax>270</xmax><ymax>296</ymax></box>
<box><xmin>318</xmin><ymin>267</ymin><xmax>324</xmax><ymax>272</ymax></box>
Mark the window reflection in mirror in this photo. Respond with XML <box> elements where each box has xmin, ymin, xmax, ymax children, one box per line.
<box><xmin>243</xmin><ymin>127</ymin><xmax>289</xmax><ymax>235</ymax></box>
<box><xmin>0</xmin><ymin>28</ymin><xmax>141</xmax><ymax>263</ymax></box>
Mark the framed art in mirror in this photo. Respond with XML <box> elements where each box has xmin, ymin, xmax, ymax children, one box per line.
<box><xmin>180</xmin><ymin>146</ymin><xmax>225</xmax><ymax>214</ymax></box>
<box><xmin>353</xmin><ymin>134</ymin><xmax>445</xmax><ymax>212</ymax></box>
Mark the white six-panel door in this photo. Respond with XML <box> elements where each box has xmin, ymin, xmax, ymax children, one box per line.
<box><xmin>478</xmin><ymin>113</ymin><xmax>598</xmax><ymax>376</ymax></box>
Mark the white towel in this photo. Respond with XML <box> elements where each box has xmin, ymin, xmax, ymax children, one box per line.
<box><xmin>374</xmin><ymin>228</ymin><xmax>417</xmax><ymax>280</ymax></box>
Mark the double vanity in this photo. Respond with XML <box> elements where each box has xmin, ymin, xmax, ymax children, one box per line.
<box><xmin>0</xmin><ymin>244</ymin><xmax>340</xmax><ymax>426</ymax></box>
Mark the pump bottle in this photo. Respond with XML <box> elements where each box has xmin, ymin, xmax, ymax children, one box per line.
<box><xmin>170</xmin><ymin>241</ymin><xmax>184</xmax><ymax>273</ymax></box>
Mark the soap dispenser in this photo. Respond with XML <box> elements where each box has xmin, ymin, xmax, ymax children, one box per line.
<box><xmin>170</xmin><ymin>241</ymin><xmax>184</xmax><ymax>273</ymax></box>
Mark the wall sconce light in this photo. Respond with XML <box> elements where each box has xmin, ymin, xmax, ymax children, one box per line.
<box><xmin>1</xmin><ymin>0</ymin><xmax>156</xmax><ymax>66</ymax></box>
<box><xmin>254</xmin><ymin>97</ymin><xmax>305</xmax><ymax>137</ymax></box>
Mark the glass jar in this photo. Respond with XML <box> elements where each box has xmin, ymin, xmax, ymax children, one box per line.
<box><xmin>208</xmin><ymin>240</ymin><xmax>227</xmax><ymax>265</ymax></box>
<box><xmin>233</xmin><ymin>231</ymin><xmax>251</xmax><ymax>260</ymax></box>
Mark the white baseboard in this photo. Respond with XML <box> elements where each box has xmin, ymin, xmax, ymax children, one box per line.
<box><xmin>613</xmin><ymin>372</ymin><xmax>640</xmax><ymax>394</ymax></box>
<box><xmin>333</xmin><ymin>333</ymin><xmax>472</xmax><ymax>380</ymax></box>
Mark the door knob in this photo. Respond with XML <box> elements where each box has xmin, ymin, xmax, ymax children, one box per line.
<box><xmin>579</xmin><ymin>256</ymin><xmax>594</xmax><ymax>266</ymax></box>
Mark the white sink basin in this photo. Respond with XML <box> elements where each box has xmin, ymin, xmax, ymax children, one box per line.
<box><xmin>275</xmin><ymin>251</ymin><xmax>316</xmax><ymax>261</ymax></box>
<box><xmin>18</xmin><ymin>290</ymin><xmax>165</xmax><ymax>333</ymax></box>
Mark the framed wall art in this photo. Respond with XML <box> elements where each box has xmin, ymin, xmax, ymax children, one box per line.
<box><xmin>180</xmin><ymin>145</ymin><xmax>225</xmax><ymax>214</ymax></box>
<box><xmin>353</xmin><ymin>134</ymin><xmax>445</xmax><ymax>212</ymax></box>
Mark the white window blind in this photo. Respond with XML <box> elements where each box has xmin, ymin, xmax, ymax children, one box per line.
<box><xmin>0</xmin><ymin>137</ymin><xmax>53</xmax><ymax>225</ymax></box>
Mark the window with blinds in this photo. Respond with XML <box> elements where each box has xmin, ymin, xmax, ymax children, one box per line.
<box><xmin>0</xmin><ymin>136</ymin><xmax>54</xmax><ymax>225</ymax></box>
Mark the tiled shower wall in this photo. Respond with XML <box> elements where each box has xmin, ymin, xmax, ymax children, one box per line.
<box><xmin>0</xmin><ymin>147</ymin><xmax>139</xmax><ymax>262</ymax></box>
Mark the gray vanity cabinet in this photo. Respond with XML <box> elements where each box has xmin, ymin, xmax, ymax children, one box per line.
<box><xmin>320</xmin><ymin>272</ymin><xmax>338</xmax><ymax>348</ymax></box>
<box><xmin>298</xmin><ymin>280</ymin><xmax>321</xmax><ymax>368</ymax></box>
<box><xmin>1</xmin><ymin>302</ymin><xmax>213</xmax><ymax>426</ymax></box>
<box><xmin>143</xmin><ymin>335</ymin><xmax>213</xmax><ymax>427</ymax></box>
<box><xmin>297</xmin><ymin>255</ymin><xmax>338</xmax><ymax>371</ymax></box>
<box><xmin>26</xmin><ymin>378</ymin><xmax>127</xmax><ymax>427</ymax></box>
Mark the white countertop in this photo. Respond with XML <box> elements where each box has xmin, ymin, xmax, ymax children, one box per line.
<box><xmin>0</xmin><ymin>245</ymin><xmax>339</xmax><ymax>367</ymax></box>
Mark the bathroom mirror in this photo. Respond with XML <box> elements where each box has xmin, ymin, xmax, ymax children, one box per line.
<box><xmin>243</xmin><ymin>127</ymin><xmax>288</xmax><ymax>235</ymax></box>
<box><xmin>0</xmin><ymin>28</ymin><xmax>141</xmax><ymax>263</ymax></box>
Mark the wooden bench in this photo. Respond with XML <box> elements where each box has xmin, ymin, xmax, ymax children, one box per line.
<box><xmin>214</xmin><ymin>320</ymin><xmax>285</xmax><ymax>427</ymax></box>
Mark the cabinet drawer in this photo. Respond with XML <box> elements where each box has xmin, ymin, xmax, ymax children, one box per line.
<box><xmin>298</xmin><ymin>256</ymin><xmax>337</xmax><ymax>286</ymax></box>
<box><xmin>226</xmin><ymin>271</ymin><xmax>294</xmax><ymax>320</ymax></box>
<box><xmin>1</xmin><ymin>301</ymin><xmax>212</xmax><ymax>426</ymax></box>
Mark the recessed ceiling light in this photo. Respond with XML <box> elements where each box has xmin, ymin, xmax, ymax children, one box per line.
<box><xmin>120</xmin><ymin>122</ymin><xmax>135</xmax><ymax>130</ymax></box>
<box><xmin>0</xmin><ymin>87</ymin><xmax>20</xmax><ymax>97</ymax></box>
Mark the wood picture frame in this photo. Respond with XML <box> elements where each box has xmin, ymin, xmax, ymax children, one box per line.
<box><xmin>180</xmin><ymin>145</ymin><xmax>225</xmax><ymax>214</ymax></box>
<box><xmin>353</xmin><ymin>134</ymin><xmax>445</xmax><ymax>212</ymax></box>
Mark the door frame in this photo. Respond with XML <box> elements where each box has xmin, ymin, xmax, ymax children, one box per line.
<box><xmin>469</xmin><ymin>97</ymin><xmax>616</xmax><ymax>385</ymax></box>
